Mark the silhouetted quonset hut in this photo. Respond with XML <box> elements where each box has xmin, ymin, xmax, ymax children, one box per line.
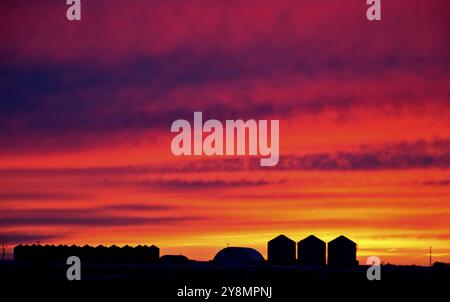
<box><xmin>327</xmin><ymin>235</ymin><xmax>358</xmax><ymax>266</ymax></box>
<box><xmin>267</xmin><ymin>235</ymin><xmax>296</xmax><ymax>264</ymax></box>
<box><xmin>213</xmin><ymin>247</ymin><xmax>264</xmax><ymax>265</ymax></box>
<box><xmin>297</xmin><ymin>235</ymin><xmax>326</xmax><ymax>266</ymax></box>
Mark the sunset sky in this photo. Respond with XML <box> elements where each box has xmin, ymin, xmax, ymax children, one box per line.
<box><xmin>0</xmin><ymin>0</ymin><xmax>449</xmax><ymax>265</ymax></box>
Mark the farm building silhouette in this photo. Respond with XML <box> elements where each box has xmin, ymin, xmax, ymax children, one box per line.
<box><xmin>297</xmin><ymin>235</ymin><xmax>326</xmax><ymax>266</ymax></box>
<box><xmin>267</xmin><ymin>234</ymin><xmax>357</xmax><ymax>266</ymax></box>
<box><xmin>213</xmin><ymin>247</ymin><xmax>264</xmax><ymax>265</ymax></box>
<box><xmin>327</xmin><ymin>235</ymin><xmax>358</xmax><ymax>266</ymax></box>
<box><xmin>159</xmin><ymin>255</ymin><xmax>190</xmax><ymax>265</ymax></box>
<box><xmin>13</xmin><ymin>235</ymin><xmax>358</xmax><ymax>267</ymax></box>
<box><xmin>267</xmin><ymin>234</ymin><xmax>296</xmax><ymax>264</ymax></box>
<box><xmin>14</xmin><ymin>244</ymin><xmax>159</xmax><ymax>264</ymax></box>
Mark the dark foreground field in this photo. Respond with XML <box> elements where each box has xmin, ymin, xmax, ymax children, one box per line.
<box><xmin>0</xmin><ymin>261</ymin><xmax>448</xmax><ymax>300</ymax></box>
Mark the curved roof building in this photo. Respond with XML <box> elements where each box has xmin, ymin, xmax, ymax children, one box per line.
<box><xmin>213</xmin><ymin>247</ymin><xmax>264</xmax><ymax>265</ymax></box>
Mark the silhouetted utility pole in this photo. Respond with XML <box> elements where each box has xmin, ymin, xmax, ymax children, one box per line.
<box><xmin>0</xmin><ymin>242</ymin><xmax>5</xmax><ymax>262</ymax></box>
<box><xmin>429</xmin><ymin>246</ymin><xmax>432</xmax><ymax>267</ymax></box>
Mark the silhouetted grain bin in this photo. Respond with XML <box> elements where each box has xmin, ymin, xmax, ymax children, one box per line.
<box><xmin>297</xmin><ymin>235</ymin><xmax>326</xmax><ymax>266</ymax></box>
<box><xmin>145</xmin><ymin>244</ymin><xmax>160</xmax><ymax>263</ymax></box>
<box><xmin>267</xmin><ymin>234</ymin><xmax>296</xmax><ymax>264</ymax></box>
<box><xmin>213</xmin><ymin>247</ymin><xmax>264</xmax><ymax>265</ymax></box>
<box><xmin>327</xmin><ymin>235</ymin><xmax>358</xmax><ymax>266</ymax></box>
<box><xmin>13</xmin><ymin>244</ymin><xmax>160</xmax><ymax>264</ymax></box>
<box><xmin>13</xmin><ymin>244</ymin><xmax>25</xmax><ymax>262</ymax></box>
